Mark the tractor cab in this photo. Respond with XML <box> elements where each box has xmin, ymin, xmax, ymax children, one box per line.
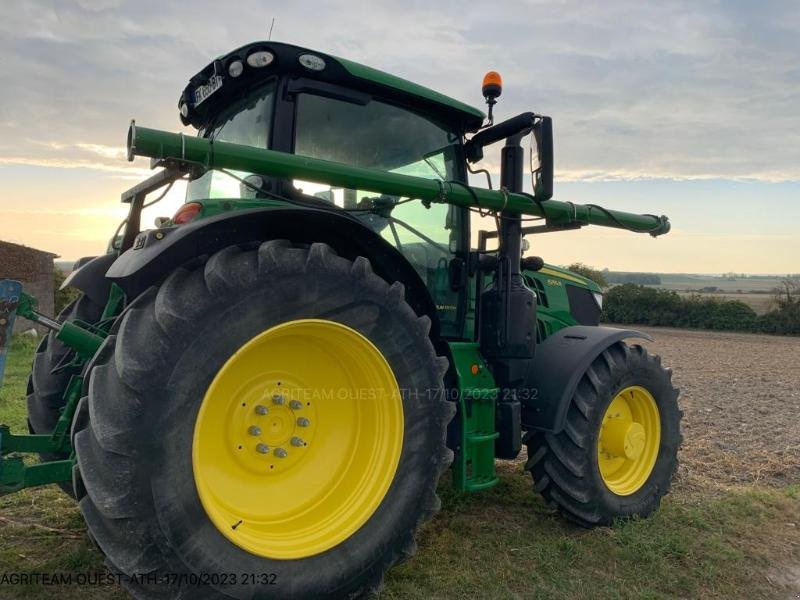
<box><xmin>178</xmin><ymin>42</ymin><xmax>485</xmax><ymax>336</ymax></box>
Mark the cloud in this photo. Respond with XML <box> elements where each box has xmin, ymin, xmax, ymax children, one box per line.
<box><xmin>0</xmin><ymin>1</ymin><xmax>798</xmax><ymax>268</ymax></box>
<box><xmin>0</xmin><ymin>139</ymin><xmax>150</xmax><ymax>177</ymax></box>
<box><xmin>1</xmin><ymin>1</ymin><xmax>795</xmax><ymax>183</ymax></box>
<box><xmin>74</xmin><ymin>143</ymin><xmax>128</xmax><ymax>161</ymax></box>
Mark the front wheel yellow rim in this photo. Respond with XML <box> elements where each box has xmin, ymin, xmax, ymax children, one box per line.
<box><xmin>597</xmin><ymin>385</ymin><xmax>661</xmax><ymax>496</ymax></box>
<box><xmin>192</xmin><ymin>319</ymin><xmax>404</xmax><ymax>560</ymax></box>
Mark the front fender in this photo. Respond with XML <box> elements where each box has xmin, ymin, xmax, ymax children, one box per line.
<box><xmin>105</xmin><ymin>206</ymin><xmax>441</xmax><ymax>337</ymax></box>
<box><xmin>522</xmin><ymin>325</ymin><xmax>653</xmax><ymax>433</ymax></box>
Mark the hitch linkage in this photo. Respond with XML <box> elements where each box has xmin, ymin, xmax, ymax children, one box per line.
<box><xmin>0</xmin><ymin>280</ymin><xmax>106</xmax><ymax>495</ymax></box>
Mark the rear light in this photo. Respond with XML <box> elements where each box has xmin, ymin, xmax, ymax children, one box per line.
<box><xmin>173</xmin><ymin>202</ymin><xmax>202</xmax><ymax>225</ymax></box>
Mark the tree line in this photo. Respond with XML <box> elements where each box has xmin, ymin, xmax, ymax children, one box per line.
<box><xmin>601</xmin><ymin>282</ymin><xmax>800</xmax><ymax>335</ymax></box>
<box><xmin>564</xmin><ymin>264</ymin><xmax>800</xmax><ymax>335</ymax></box>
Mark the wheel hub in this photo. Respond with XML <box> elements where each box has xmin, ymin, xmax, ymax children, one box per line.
<box><xmin>232</xmin><ymin>388</ymin><xmax>316</xmax><ymax>472</ymax></box>
<box><xmin>597</xmin><ymin>385</ymin><xmax>661</xmax><ymax>496</ymax></box>
<box><xmin>192</xmin><ymin>319</ymin><xmax>404</xmax><ymax>559</ymax></box>
<box><xmin>602</xmin><ymin>420</ymin><xmax>646</xmax><ymax>460</ymax></box>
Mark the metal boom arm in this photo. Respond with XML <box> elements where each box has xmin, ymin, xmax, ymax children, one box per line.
<box><xmin>127</xmin><ymin>123</ymin><xmax>670</xmax><ymax>237</ymax></box>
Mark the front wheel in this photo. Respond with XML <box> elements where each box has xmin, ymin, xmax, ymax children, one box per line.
<box><xmin>524</xmin><ymin>341</ymin><xmax>681</xmax><ymax>526</ymax></box>
<box><xmin>73</xmin><ymin>241</ymin><xmax>454</xmax><ymax>599</ymax></box>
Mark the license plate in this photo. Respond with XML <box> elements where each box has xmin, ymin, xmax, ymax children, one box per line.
<box><xmin>0</xmin><ymin>280</ymin><xmax>22</xmax><ymax>390</ymax></box>
<box><xmin>194</xmin><ymin>75</ymin><xmax>223</xmax><ymax>106</ymax></box>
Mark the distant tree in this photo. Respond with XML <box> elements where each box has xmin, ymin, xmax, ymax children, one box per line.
<box><xmin>605</xmin><ymin>271</ymin><xmax>662</xmax><ymax>285</ymax></box>
<box><xmin>567</xmin><ymin>263</ymin><xmax>608</xmax><ymax>288</ymax></box>
<box><xmin>54</xmin><ymin>269</ymin><xmax>80</xmax><ymax>315</ymax></box>
<box><xmin>774</xmin><ymin>279</ymin><xmax>800</xmax><ymax>309</ymax></box>
<box><xmin>602</xmin><ymin>284</ymin><xmax>758</xmax><ymax>332</ymax></box>
<box><xmin>756</xmin><ymin>279</ymin><xmax>800</xmax><ymax>335</ymax></box>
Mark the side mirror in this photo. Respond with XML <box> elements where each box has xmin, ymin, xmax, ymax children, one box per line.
<box><xmin>532</xmin><ymin>117</ymin><xmax>553</xmax><ymax>201</ymax></box>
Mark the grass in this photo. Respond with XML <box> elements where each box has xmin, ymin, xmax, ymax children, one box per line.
<box><xmin>384</xmin><ymin>473</ymin><xmax>800</xmax><ymax>599</ymax></box>
<box><xmin>1</xmin><ymin>336</ymin><xmax>799</xmax><ymax>598</ymax></box>
<box><xmin>0</xmin><ymin>337</ymin><xmax>126</xmax><ymax>599</ymax></box>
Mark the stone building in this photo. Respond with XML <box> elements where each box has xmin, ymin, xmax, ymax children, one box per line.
<box><xmin>0</xmin><ymin>241</ymin><xmax>58</xmax><ymax>333</ymax></box>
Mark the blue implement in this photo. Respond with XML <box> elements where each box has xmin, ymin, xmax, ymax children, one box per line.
<box><xmin>0</xmin><ymin>280</ymin><xmax>23</xmax><ymax>390</ymax></box>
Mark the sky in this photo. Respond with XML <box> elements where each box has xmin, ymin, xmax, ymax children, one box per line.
<box><xmin>0</xmin><ymin>0</ymin><xmax>798</xmax><ymax>273</ymax></box>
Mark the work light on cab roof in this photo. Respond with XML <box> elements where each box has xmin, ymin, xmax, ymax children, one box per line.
<box><xmin>482</xmin><ymin>70</ymin><xmax>503</xmax><ymax>124</ymax></box>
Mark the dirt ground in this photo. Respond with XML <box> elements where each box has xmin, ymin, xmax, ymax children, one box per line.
<box><xmin>626</xmin><ymin>326</ymin><xmax>800</xmax><ymax>490</ymax></box>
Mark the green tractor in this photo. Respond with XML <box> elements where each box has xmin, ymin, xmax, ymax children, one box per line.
<box><xmin>0</xmin><ymin>42</ymin><xmax>680</xmax><ymax>598</ymax></box>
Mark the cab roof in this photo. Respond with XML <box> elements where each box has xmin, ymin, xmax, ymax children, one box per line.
<box><xmin>179</xmin><ymin>41</ymin><xmax>485</xmax><ymax>133</ymax></box>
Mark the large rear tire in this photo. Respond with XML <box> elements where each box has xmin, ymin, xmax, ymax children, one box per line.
<box><xmin>73</xmin><ymin>241</ymin><xmax>454</xmax><ymax>599</ymax></box>
<box><xmin>524</xmin><ymin>341</ymin><xmax>681</xmax><ymax>526</ymax></box>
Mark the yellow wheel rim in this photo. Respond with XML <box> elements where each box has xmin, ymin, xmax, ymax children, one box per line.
<box><xmin>192</xmin><ymin>319</ymin><xmax>403</xmax><ymax>559</ymax></box>
<box><xmin>597</xmin><ymin>385</ymin><xmax>661</xmax><ymax>496</ymax></box>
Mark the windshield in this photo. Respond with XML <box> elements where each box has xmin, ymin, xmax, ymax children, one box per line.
<box><xmin>293</xmin><ymin>93</ymin><xmax>460</xmax><ymax>204</ymax></box>
<box><xmin>185</xmin><ymin>81</ymin><xmax>276</xmax><ymax>201</ymax></box>
<box><xmin>293</xmin><ymin>93</ymin><xmax>465</xmax><ymax>337</ymax></box>
<box><xmin>294</xmin><ymin>93</ymin><xmax>459</xmax><ymax>176</ymax></box>
<box><xmin>183</xmin><ymin>85</ymin><xmax>467</xmax><ymax>337</ymax></box>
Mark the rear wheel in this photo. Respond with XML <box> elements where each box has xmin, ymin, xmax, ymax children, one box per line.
<box><xmin>73</xmin><ymin>241</ymin><xmax>454</xmax><ymax>599</ymax></box>
<box><xmin>524</xmin><ymin>341</ymin><xmax>681</xmax><ymax>526</ymax></box>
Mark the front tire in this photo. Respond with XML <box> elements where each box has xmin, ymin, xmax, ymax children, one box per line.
<box><xmin>524</xmin><ymin>341</ymin><xmax>681</xmax><ymax>526</ymax></box>
<box><xmin>74</xmin><ymin>241</ymin><xmax>454</xmax><ymax>599</ymax></box>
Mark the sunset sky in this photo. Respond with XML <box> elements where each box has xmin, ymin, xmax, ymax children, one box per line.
<box><xmin>0</xmin><ymin>1</ymin><xmax>798</xmax><ymax>273</ymax></box>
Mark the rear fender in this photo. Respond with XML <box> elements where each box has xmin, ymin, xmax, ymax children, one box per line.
<box><xmin>61</xmin><ymin>253</ymin><xmax>116</xmax><ymax>306</ymax></box>
<box><xmin>105</xmin><ymin>206</ymin><xmax>441</xmax><ymax>337</ymax></box>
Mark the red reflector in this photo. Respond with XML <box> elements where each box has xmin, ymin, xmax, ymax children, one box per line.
<box><xmin>173</xmin><ymin>202</ymin><xmax>202</xmax><ymax>225</ymax></box>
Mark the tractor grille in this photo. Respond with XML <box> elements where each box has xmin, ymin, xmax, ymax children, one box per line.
<box><xmin>565</xmin><ymin>284</ymin><xmax>601</xmax><ymax>326</ymax></box>
<box><xmin>526</xmin><ymin>275</ymin><xmax>549</xmax><ymax>308</ymax></box>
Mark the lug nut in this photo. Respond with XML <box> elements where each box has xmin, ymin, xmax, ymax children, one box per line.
<box><xmin>290</xmin><ymin>436</ymin><xmax>305</xmax><ymax>447</ymax></box>
<box><xmin>274</xmin><ymin>448</ymin><xmax>288</xmax><ymax>458</ymax></box>
<box><xmin>256</xmin><ymin>443</ymin><xmax>269</xmax><ymax>454</ymax></box>
<box><xmin>297</xmin><ymin>417</ymin><xmax>310</xmax><ymax>427</ymax></box>
<box><xmin>289</xmin><ymin>400</ymin><xmax>302</xmax><ymax>410</ymax></box>
<box><xmin>255</xmin><ymin>405</ymin><xmax>268</xmax><ymax>415</ymax></box>
<box><xmin>272</xmin><ymin>394</ymin><xmax>285</xmax><ymax>405</ymax></box>
<box><xmin>248</xmin><ymin>425</ymin><xmax>262</xmax><ymax>436</ymax></box>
